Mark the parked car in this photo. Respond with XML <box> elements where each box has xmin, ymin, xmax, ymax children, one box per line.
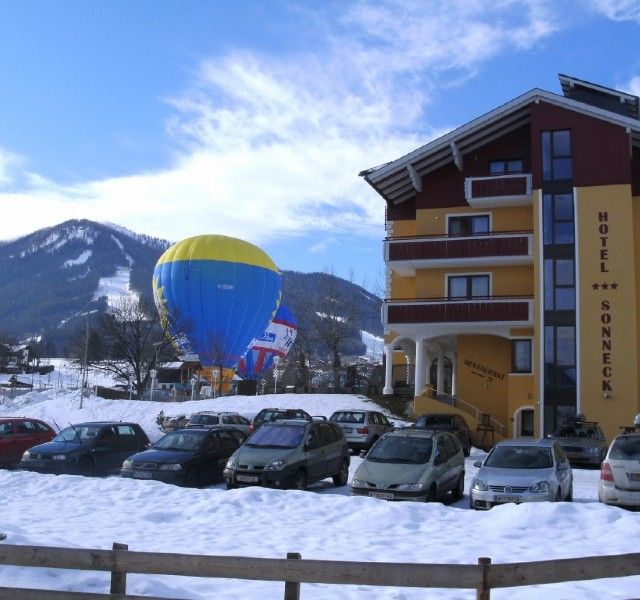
<box><xmin>470</xmin><ymin>438</ymin><xmax>573</xmax><ymax>510</ymax></box>
<box><xmin>414</xmin><ymin>413</ymin><xmax>472</xmax><ymax>456</ymax></box>
<box><xmin>121</xmin><ymin>426</ymin><xmax>246</xmax><ymax>487</ymax></box>
<box><xmin>20</xmin><ymin>421</ymin><xmax>150</xmax><ymax>476</ymax></box>
<box><xmin>329</xmin><ymin>409</ymin><xmax>394</xmax><ymax>452</ymax></box>
<box><xmin>552</xmin><ymin>418</ymin><xmax>608</xmax><ymax>466</ymax></box>
<box><xmin>598</xmin><ymin>432</ymin><xmax>640</xmax><ymax>509</ymax></box>
<box><xmin>224</xmin><ymin>419</ymin><xmax>349</xmax><ymax>490</ymax></box>
<box><xmin>0</xmin><ymin>417</ymin><xmax>56</xmax><ymax>467</ymax></box>
<box><xmin>247</xmin><ymin>408</ymin><xmax>312</xmax><ymax>433</ymax></box>
<box><xmin>350</xmin><ymin>429</ymin><xmax>465</xmax><ymax>502</ymax></box>
<box><xmin>187</xmin><ymin>411</ymin><xmax>251</xmax><ymax>434</ymax></box>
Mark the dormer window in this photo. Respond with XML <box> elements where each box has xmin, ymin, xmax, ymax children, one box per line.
<box><xmin>489</xmin><ymin>159</ymin><xmax>524</xmax><ymax>175</ymax></box>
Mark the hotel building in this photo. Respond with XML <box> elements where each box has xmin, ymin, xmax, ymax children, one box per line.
<box><xmin>361</xmin><ymin>74</ymin><xmax>640</xmax><ymax>441</ymax></box>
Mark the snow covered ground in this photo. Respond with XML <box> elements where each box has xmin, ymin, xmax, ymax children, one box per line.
<box><xmin>1</xmin><ymin>387</ymin><xmax>639</xmax><ymax>599</ymax></box>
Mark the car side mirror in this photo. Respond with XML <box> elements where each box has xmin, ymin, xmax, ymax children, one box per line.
<box><xmin>473</xmin><ymin>460</ymin><xmax>482</xmax><ymax>468</ymax></box>
<box><xmin>359</xmin><ymin>450</ymin><xmax>367</xmax><ymax>458</ymax></box>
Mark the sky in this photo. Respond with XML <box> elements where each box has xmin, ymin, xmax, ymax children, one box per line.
<box><xmin>0</xmin><ymin>1</ymin><xmax>639</xmax><ymax>291</ymax></box>
<box><xmin>1</xmin><ymin>384</ymin><xmax>639</xmax><ymax>598</ymax></box>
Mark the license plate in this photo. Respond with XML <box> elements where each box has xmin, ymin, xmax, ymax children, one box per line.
<box><xmin>236</xmin><ymin>474</ymin><xmax>259</xmax><ymax>483</ymax></box>
<box><xmin>342</xmin><ymin>427</ymin><xmax>353</xmax><ymax>433</ymax></box>
<box><xmin>495</xmin><ymin>495</ymin><xmax>521</xmax><ymax>503</ymax></box>
<box><xmin>369</xmin><ymin>491</ymin><xmax>393</xmax><ymax>500</ymax></box>
<box><xmin>133</xmin><ymin>470</ymin><xmax>152</xmax><ymax>479</ymax></box>
<box><xmin>628</xmin><ymin>473</ymin><xmax>640</xmax><ymax>481</ymax></box>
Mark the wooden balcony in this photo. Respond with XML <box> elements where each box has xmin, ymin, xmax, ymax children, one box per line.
<box><xmin>464</xmin><ymin>174</ymin><xmax>532</xmax><ymax>208</ymax></box>
<box><xmin>385</xmin><ymin>231</ymin><xmax>533</xmax><ymax>275</ymax></box>
<box><xmin>382</xmin><ymin>296</ymin><xmax>533</xmax><ymax>335</ymax></box>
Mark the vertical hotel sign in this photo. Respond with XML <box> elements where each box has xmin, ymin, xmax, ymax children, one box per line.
<box><xmin>592</xmin><ymin>211</ymin><xmax>616</xmax><ymax>394</ymax></box>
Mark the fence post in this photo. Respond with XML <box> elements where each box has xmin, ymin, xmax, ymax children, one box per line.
<box><xmin>476</xmin><ymin>556</ymin><xmax>491</xmax><ymax>600</ymax></box>
<box><xmin>110</xmin><ymin>542</ymin><xmax>128</xmax><ymax>595</ymax></box>
<box><xmin>283</xmin><ymin>552</ymin><xmax>301</xmax><ymax>600</ymax></box>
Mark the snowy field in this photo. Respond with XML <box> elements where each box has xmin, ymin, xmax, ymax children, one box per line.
<box><xmin>1</xmin><ymin>386</ymin><xmax>640</xmax><ymax>599</ymax></box>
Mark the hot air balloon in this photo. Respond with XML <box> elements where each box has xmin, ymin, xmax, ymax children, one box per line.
<box><xmin>152</xmin><ymin>235</ymin><xmax>281</xmax><ymax>391</ymax></box>
<box><xmin>237</xmin><ymin>304</ymin><xmax>298</xmax><ymax>380</ymax></box>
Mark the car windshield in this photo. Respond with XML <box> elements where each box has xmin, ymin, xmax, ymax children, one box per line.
<box><xmin>415</xmin><ymin>416</ymin><xmax>453</xmax><ymax>429</ymax></box>
<box><xmin>331</xmin><ymin>412</ymin><xmax>365</xmax><ymax>424</ymax></box>
<box><xmin>154</xmin><ymin>430</ymin><xmax>206</xmax><ymax>451</ymax></box>
<box><xmin>54</xmin><ymin>425</ymin><xmax>104</xmax><ymax>443</ymax></box>
<box><xmin>555</xmin><ymin>425</ymin><xmax>598</xmax><ymax>439</ymax></box>
<box><xmin>366</xmin><ymin>436</ymin><xmax>433</xmax><ymax>464</ymax></box>
<box><xmin>485</xmin><ymin>446</ymin><xmax>553</xmax><ymax>469</ymax></box>
<box><xmin>609</xmin><ymin>437</ymin><xmax>640</xmax><ymax>460</ymax></box>
<box><xmin>245</xmin><ymin>424</ymin><xmax>305</xmax><ymax>449</ymax></box>
<box><xmin>190</xmin><ymin>415</ymin><xmax>217</xmax><ymax>425</ymax></box>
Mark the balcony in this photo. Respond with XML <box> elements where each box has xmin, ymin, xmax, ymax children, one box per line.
<box><xmin>464</xmin><ymin>173</ymin><xmax>532</xmax><ymax>208</ymax></box>
<box><xmin>382</xmin><ymin>296</ymin><xmax>533</xmax><ymax>337</ymax></box>
<box><xmin>385</xmin><ymin>231</ymin><xmax>533</xmax><ymax>275</ymax></box>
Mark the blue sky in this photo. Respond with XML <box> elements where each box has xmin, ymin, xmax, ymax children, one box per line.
<box><xmin>1</xmin><ymin>1</ymin><xmax>639</xmax><ymax>292</ymax></box>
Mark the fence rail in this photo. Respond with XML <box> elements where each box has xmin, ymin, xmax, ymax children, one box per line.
<box><xmin>0</xmin><ymin>542</ymin><xmax>639</xmax><ymax>599</ymax></box>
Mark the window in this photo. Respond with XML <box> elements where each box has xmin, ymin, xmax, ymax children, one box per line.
<box><xmin>489</xmin><ymin>159</ymin><xmax>524</xmax><ymax>175</ymax></box>
<box><xmin>543</xmin><ymin>193</ymin><xmax>574</xmax><ymax>245</ymax></box>
<box><xmin>448</xmin><ymin>275</ymin><xmax>489</xmax><ymax>299</ymax></box>
<box><xmin>544</xmin><ymin>258</ymin><xmax>575</xmax><ymax>310</ymax></box>
<box><xmin>544</xmin><ymin>326</ymin><xmax>576</xmax><ymax>388</ymax></box>
<box><xmin>542</xmin><ymin>130</ymin><xmax>572</xmax><ymax>181</ymax></box>
<box><xmin>512</xmin><ymin>339</ymin><xmax>532</xmax><ymax>373</ymax></box>
<box><xmin>448</xmin><ymin>214</ymin><xmax>489</xmax><ymax>236</ymax></box>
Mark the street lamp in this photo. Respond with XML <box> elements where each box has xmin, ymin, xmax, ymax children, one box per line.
<box><xmin>80</xmin><ymin>309</ymin><xmax>98</xmax><ymax>409</ymax></box>
<box><xmin>150</xmin><ymin>341</ymin><xmax>163</xmax><ymax>402</ymax></box>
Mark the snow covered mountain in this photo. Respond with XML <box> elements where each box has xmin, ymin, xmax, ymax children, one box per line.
<box><xmin>0</xmin><ymin>220</ymin><xmax>382</xmax><ymax>357</ymax></box>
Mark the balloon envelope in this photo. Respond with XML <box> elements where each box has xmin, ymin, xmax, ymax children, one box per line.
<box><xmin>152</xmin><ymin>235</ymin><xmax>281</xmax><ymax>371</ymax></box>
<box><xmin>237</xmin><ymin>304</ymin><xmax>298</xmax><ymax>380</ymax></box>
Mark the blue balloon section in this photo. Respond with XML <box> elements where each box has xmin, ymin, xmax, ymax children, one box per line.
<box><xmin>237</xmin><ymin>305</ymin><xmax>298</xmax><ymax>380</ymax></box>
<box><xmin>153</xmin><ymin>235</ymin><xmax>281</xmax><ymax>371</ymax></box>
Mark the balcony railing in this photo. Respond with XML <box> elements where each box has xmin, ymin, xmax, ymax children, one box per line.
<box><xmin>464</xmin><ymin>173</ymin><xmax>532</xmax><ymax>207</ymax></box>
<box><xmin>385</xmin><ymin>231</ymin><xmax>532</xmax><ymax>265</ymax></box>
<box><xmin>383</xmin><ymin>296</ymin><xmax>533</xmax><ymax>327</ymax></box>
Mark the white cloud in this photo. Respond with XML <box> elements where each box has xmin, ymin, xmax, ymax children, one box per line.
<box><xmin>589</xmin><ymin>0</ymin><xmax>640</xmax><ymax>22</ymax></box>
<box><xmin>0</xmin><ymin>147</ymin><xmax>23</xmax><ymax>187</ymax></box>
<box><xmin>625</xmin><ymin>75</ymin><xmax>640</xmax><ymax>96</ymax></box>
<box><xmin>0</xmin><ymin>1</ymin><xmax>561</xmax><ymax>245</ymax></box>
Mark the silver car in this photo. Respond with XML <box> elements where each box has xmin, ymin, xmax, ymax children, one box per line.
<box><xmin>350</xmin><ymin>429</ymin><xmax>465</xmax><ymax>502</ymax></box>
<box><xmin>598</xmin><ymin>432</ymin><xmax>640</xmax><ymax>508</ymax></box>
<box><xmin>329</xmin><ymin>409</ymin><xmax>394</xmax><ymax>452</ymax></box>
<box><xmin>553</xmin><ymin>419</ymin><xmax>608</xmax><ymax>466</ymax></box>
<box><xmin>470</xmin><ymin>438</ymin><xmax>573</xmax><ymax>510</ymax></box>
<box><xmin>187</xmin><ymin>411</ymin><xmax>251</xmax><ymax>434</ymax></box>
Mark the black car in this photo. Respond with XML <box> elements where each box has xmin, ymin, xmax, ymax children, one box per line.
<box><xmin>248</xmin><ymin>408</ymin><xmax>312</xmax><ymax>433</ymax></box>
<box><xmin>20</xmin><ymin>421</ymin><xmax>150</xmax><ymax>476</ymax></box>
<box><xmin>414</xmin><ymin>413</ymin><xmax>472</xmax><ymax>457</ymax></box>
<box><xmin>121</xmin><ymin>426</ymin><xmax>246</xmax><ymax>487</ymax></box>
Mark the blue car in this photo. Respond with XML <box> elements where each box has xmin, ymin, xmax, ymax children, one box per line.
<box><xmin>121</xmin><ymin>426</ymin><xmax>246</xmax><ymax>487</ymax></box>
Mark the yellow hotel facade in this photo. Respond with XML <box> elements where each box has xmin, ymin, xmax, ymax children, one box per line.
<box><xmin>361</xmin><ymin>75</ymin><xmax>640</xmax><ymax>442</ymax></box>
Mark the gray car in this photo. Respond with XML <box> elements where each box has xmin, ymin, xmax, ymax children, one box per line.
<box><xmin>552</xmin><ymin>419</ymin><xmax>607</xmax><ymax>466</ymax></box>
<box><xmin>329</xmin><ymin>409</ymin><xmax>394</xmax><ymax>452</ymax></box>
<box><xmin>598</xmin><ymin>432</ymin><xmax>640</xmax><ymax>508</ymax></box>
<box><xmin>470</xmin><ymin>438</ymin><xmax>573</xmax><ymax>510</ymax></box>
<box><xmin>224</xmin><ymin>419</ymin><xmax>349</xmax><ymax>490</ymax></box>
<box><xmin>187</xmin><ymin>411</ymin><xmax>251</xmax><ymax>434</ymax></box>
<box><xmin>350</xmin><ymin>429</ymin><xmax>465</xmax><ymax>502</ymax></box>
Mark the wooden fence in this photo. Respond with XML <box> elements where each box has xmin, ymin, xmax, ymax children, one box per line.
<box><xmin>0</xmin><ymin>542</ymin><xmax>639</xmax><ymax>599</ymax></box>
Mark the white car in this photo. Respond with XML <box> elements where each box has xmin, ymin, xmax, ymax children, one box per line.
<box><xmin>598</xmin><ymin>432</ymin><xmax>640</xmax><ymax>508</ymax></box>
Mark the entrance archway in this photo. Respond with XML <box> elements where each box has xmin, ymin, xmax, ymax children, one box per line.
<box><xmin>514</xmin><ymin>406</ymin><xmax>535</xmax><ymax>437</ymax></box>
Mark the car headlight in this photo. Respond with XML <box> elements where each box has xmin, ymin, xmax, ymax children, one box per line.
<box><xmin>266</xmin><ymin>459</ymin><xmax>287</xmax><ymax>471</ymax></box>
<box><xmin>159</xmin><ymin>463</ymin><xmax>182</xmax><ymax>471</ymax></box>
<box><xmin>396</xmin><ymin>483</ymin><xmax>424</xmax><ymax>491</ymax></box>
<box><xmin>52</xmin><ymin>454</ymin><xmax>67</xmax><ymax>461</ymax></box>
<box><xmin>225</xmin><ymin>456</ymin><xmax>238</xmax><ymax>469</ymax></box>
<box><xmin>22</xmin><ymin>451</ymin><xmax>31</xmax><ymax>460</ymax></box>
<box><xmin>351</xmin><ymin>478</ymin><xmax>365</xmax><ymax>488</ymax></box>
<box><xmin>122</xmin><ymin>459</ymin><xmax>133</xmax><ymax>470</ymax></box>
<box><xmin>472</xmin><ymin>478</ymin><xmax>489</xmax><ymax>491</ymax></box>
<box><xmin>528</xmin><ymin>481</ymin><xmax>551</xmax><ymax>493</ymax></box>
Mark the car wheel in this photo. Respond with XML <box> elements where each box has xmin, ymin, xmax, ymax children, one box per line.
<box><xmin>293</xmin><ymin>469</ymin><xmax>307</xmax><ymax>491</ymax></box>
<box><xmin>76</xmin><ymin>457</ymin><xmax>95</xmax><ymax>476</ymax></box>
<box><xmin>555</xmin><ymin>488</ymin><xmax>562</xmax><ymax>502</ymax></box>
<box><xmin>463</xmin><ymin>443</ymin><xmax>471</xmax><ymax>457</ymax></box>
<box><xmin>369</xmin><ymin>436</ymin><xmax>379</xmax><ymax>450</ymax></box>
<box><xmin>565</xmin><ymin>484</ymin><xmax>573</xmax><ymax>502</ymax></box>
<box><xmin>451</xmin><ymin>472</ymin><xmax>465</xmax><ymax>501</ymax></box>
<box><xmin>332</xmin><ymin>459</ymin><xmax>349</xmax><ymax>487</ymax></box>
<box><xmin>184</xmin><ymin>467</ymin><xmax>202</xmax><ymax>488</ymax></box>
<box><xmin>426</xmin><ymin>484</ymin><xmax>437</xmax><ymax>502</ymax></box>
